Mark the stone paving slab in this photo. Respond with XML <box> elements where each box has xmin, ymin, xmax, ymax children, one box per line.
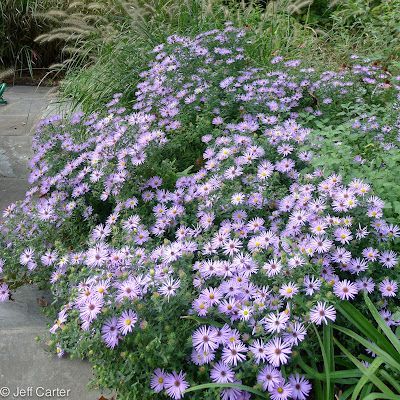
<box><xmin>1</xmin><ymin>115</ymin><xmax>29</xmax><ymax>136</ymax></box>
<box><xmin>0</xmin><ymin>286</ymin><xmax>51</xmax><ymax>328</ymax></box>
<box><xmin>0</xmin><ymin>86</ymin><xmax>51</xmax><ymax>179</ymax></box>
<box><xmin>0</xmin><ymin>178</ymin><xmax>29</xmax><ymax>212</ymax></box>
<box><xmin>0</xmin><ymin>98</ymin><xmax>50</xmax><ymax>116</ymax></box>
<box><xmin>0</xmin><ymin>286</ymin><xmax>102</xmax><ymax>400</ymax></box>
<box><xmin>0</xmin><ymin>86</ymin><xmax>104</xmax><ymax>400</ymax></box>
<box><xmin>0</xmin><ymin>137</ymin><xmax>32</xmax><ymax>178</ymax></box>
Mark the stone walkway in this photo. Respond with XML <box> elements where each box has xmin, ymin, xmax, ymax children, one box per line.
<box><xmin>0</xmin><ymin>86</ymin><xmax>101</xmax><ymax>400</ymax></box>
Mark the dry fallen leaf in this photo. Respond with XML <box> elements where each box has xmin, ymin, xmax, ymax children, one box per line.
<box><xmin>36</xmin><ymin>297</ymin><xmax>49</xmax><ymax>307</ymax></box>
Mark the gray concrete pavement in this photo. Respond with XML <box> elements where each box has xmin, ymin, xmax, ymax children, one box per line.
<box><xmin>0</xmin><ymin>287</ymin><xmax>101</xmax><ymax>400</ymax></box>
<box><xmin>0</xmin><ymin>86</ymin><xmax>102</xmax><ymax>400</ymax></box>
<box><xmin>0</xmin><ymin>86</ymin><xmax>52</xmax><ymax>210</ymax></box>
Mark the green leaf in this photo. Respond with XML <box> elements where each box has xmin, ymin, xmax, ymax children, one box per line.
<box><xmin>333</xmin><ymin>325</ymin><xmax>400</xmax><ymax>372</ymax></box>
<box><xmin>351</xmin><ymin>357</ymin><xmax>384</xmax><ymax>400</ymax></box>
<box><xmin>336</xmin><ymin>302</ymin><xmax>397</xmax><ymax>360</ymax></box>
<box><xmin>185</xmin><ymin>383</ymin><xmax>266</xmax><ymax>398</ymax></box>
<box><xmin>323</xmin><ymin>324</ymin><xmax>335</xmax><ymax>399</ymax></box>
<box><xmin>296</xmin><ymin>354</ymin><xmax>361</xmax><ymax>381</ymax></box>
<box><xmin>176</xmin><ymin>165</ymin><xmax>194</xmax><ymax>177</ymax></box>
<box><xmin>312</xmin><ymin>324</ymin><xmax>331</xmax><ymax>400</ymax></box>
<box><xmin>363</xmin><ymin>393</ymin><xmax>400</xmax><ymax>400</ymax></box>
<box><xmin>364</xmin><ymin>293</ymin><xmax>400</xmax><ymax>357</ymax></box>
<box><xmin>333</xmin><ymin>338</ymin><xmax>395</xmax><ymax>397</ymax></box>
<box><xmin>379</xmin><ymin>369</ymin><xmax>400</xmax><ymax>393</ymax></box>
<box><xmin>180</xmin><ymin>315</ymin><xmax>223</xmax><ymax>328</ymax></box>
<box><xmin>339</xmin><ymin>385</ymin><xmax>356</xmax><ymax>400</ymax></box>
<box><xmin>360</xmin><ymin>383</ymin><xmax>373</xmax><ymax>399</ymax></box>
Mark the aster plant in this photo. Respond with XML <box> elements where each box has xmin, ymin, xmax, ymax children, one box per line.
<box><xmin>0</xmin><ymin>23</ymin><xmax>399</xmax><ymax>400</ymax></box>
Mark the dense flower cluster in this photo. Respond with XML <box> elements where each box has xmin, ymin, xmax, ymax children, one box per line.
<box><xmin>1</xmin><ymin>24</ymin><xmax>399</xmax><ymax>399</ymax></box>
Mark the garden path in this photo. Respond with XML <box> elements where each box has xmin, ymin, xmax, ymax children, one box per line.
<box><xmin>0</xmin><ymin>86</ymin><xmax>102</xmax><ymax>400</ymax></box>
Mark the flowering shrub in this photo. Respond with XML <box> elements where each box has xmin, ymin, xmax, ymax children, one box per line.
<box><xmin>1</xmin><ymin>24</ymin><xmax>399</xmax><ymax>400</ymax></box>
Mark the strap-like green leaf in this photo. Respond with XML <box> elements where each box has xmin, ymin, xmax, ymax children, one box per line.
<box><xmin>334</xmin><ymin>338</ymin><xmax>395</xmax><ymax>397</ymax></box>
<box><xmin>362</xmin><ymin>393</ymin><xmax>400</xmax><ymax>400</ymax></box>
<box><xmin>296</xmin><ymin>354</ymin><xmax>361</xmax><ymax>381</ymax></box>
<box><xmin>336</xmin><ymin>301</ymin><xmax>395</xmax><ymax>357</ymax></box>
<box><xmin>379</xmin><ymin>369</ymin><xmax>400</xmax><ymax>393</ymax></box>
<box><xmin>185</xmin><ymin>383</ymin><xmax>266</xmax><ymax>398</ymax></box>
<box><xmin>364</xmin><ymin>294</ymin><xmax>400</xmax><ymax>357</ymax></box>
<box><xmin>339</xmin><ymin>385</ymin><xmax>356</xmax><ymax>400</ymax></box>
<box><xmin>333</xmin><ymin>325</ymin><xmax>400</xmax><ymax>372</ymax></box>
<box><xmin>352</xmin><ymin>357</ymin><xmax>384</xmax><ymax>400</ymax></box>
<box><xmin>312</xmin><ymin>324</ymin><xmax>331</xmax><ymax>400</ymax></box>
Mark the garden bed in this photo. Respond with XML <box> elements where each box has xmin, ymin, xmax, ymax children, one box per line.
<box><xmin>1</xmin><ymin>1</ymin><xmax>400</xmax><ymax>399</ymax></box>
<box><xmin>1</xmin><ymin>23</ymin><xmax>399</xmax><ymax>400</ymax></box>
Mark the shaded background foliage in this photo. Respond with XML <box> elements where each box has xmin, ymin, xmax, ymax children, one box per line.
<box><xmin>0</xmin><ymin>0</ymin><xmax>65</xmax><ymax>78</ymax></box>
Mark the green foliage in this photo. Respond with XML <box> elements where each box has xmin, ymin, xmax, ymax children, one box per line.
<box><xmin>0</xmin><ymin>0</ymin><xmax>65</xmax><ymax>73</ymax></box>
<box><xmin>60</xmin><ymin>0</ymin><xmax>325</xmax><ymax>112</ymax></box>
<box><xmin>58</xmin><ymin>0</ymin><xmax>400</xmax><ymax>113</ymax></box>
<box><xmin>294</xmin><ymin>295</ymin><xmax>400</xmax><ymax>398</ymax></box>
<box><xmin>334</xmin><ymin>294</ymin><xmax>400</xmax><ymax>399</ymax></box>
<box><xmin>34</xmin><ymin>0</ymin><xmax>126</xmax><ymax>72</ymax></box>
<box><xmin>329</xmin><ymin>0</ymin><xmax>400</xmax><ymax>63</ymax></box>
<box><xmin>299</xmin><ymin>88</ymin><xmax>400</xmax><ymax>224</ymax></box>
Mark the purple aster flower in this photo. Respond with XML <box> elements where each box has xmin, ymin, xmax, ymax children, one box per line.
<box><xmin>210</xmin><ymin>361</ymin><xmax>235</xmax><ymax>383</ymax></box>
<box><xmin>310</xmin><ymin>302</ymin><xmax>336</xmax><ymax>325</ymax></box>
<box><xmin>303</xmin><ymin>276</ymin><xmax>321</xmax><ymax>295</ymax></box>
<box><xmin>85</xmin><ymin>243</ymin><xmax>108</xmax><ymax>268</ymax></box>
<box><xmin>269</xmin><ymin>380</ymin><xmax>293</xmax><ymax>400</ymax></box>
<box><xmin>263</xmin><ymin>312</ymin><xmax>289</xmax><ymax>334</ymax></box>
<box><xmin>333</xmin><ymin>279</ymin><xmax>358</xmax><ymax>300</ymax></box>
<box><xmin>221</xmin><ymin>342</ymin><xmax>248</xmax><ymax>366</ymax></box>
<box><xmin>379</xmin><ymin>279</ymin><xmax>398</xmax><ymax>297</ymax></box>
<box><xmin>265</xmin><ymin>338</ymin><xmax>292</xmax><ymax>367</ymax></box>
<box><xmin>50</xmin><ymin>310</ymin><xmax>68</xmax><ymax>334</ymax></box>
<box><xmin>283</xmin><ymin>322</ymin><xmax>307</xmax><ymax>346</ymax></box>
<box><xmin>356</xmin><ymin>277</ymin><xmax>375</xmax><ymax>293</ymax></box>
<box><xmin>56</xmin><ymin>343</ymin><xmax>64</xmax><ymax>358</ymax></box>
<box><xmin>117</xmin><ymin>309</ymin><xmax>138</xmax><ymax>335</ymax></box>
<box><xmin>249</xmin><ymin>339</ymin><xmax>268</xmax><ymax>364</ymax></box>
<box><xmin>164</xmin><ymin>371</ymin><xmax>189</xmax><ymax>400</ymax></box>
<box><xmin>158</xmin><ymin>277</ymin><xmax>180</xmax><ymax>300</ymax></box>
<box><xmin>192</xmin><ymin>326</ymin><xmax>219</xmax><ymax>353</ymax></box>
<box><xmin>150</xmin><ymin>368</ymin><xmax>167</xmax><ymax>393</ymax></box>
<box><xmin>0</xmin><ymin>283</ymin><xmax>10</xmax><ymax>302</ymax></box>
<box><xmin>79</xmin><ymin>296</ymin><xmax>103</xmax><ymax>322</ymax></box>
<box><xmin>288</xmin><ymin>374</ymin><xmax>312</xmax><ymax>400</ymax></box>
<box><xmin>257</xmin><ymin>365</ymin><xmax>282</xmax><ymax>391</ymax></box>
<box><xmin>379</xmin><ymin>251</ymin><xmax>397</xmax><ymax>269</ymax></box>
<box><xmin>20</xmin><ymin>247</ymin><xmax>35</xmax><ymax>266</ymax></box>
<box><xmin>101</xmin><ymin>317</ymin><xmax>119</xmax><ymax>348</ymax></box>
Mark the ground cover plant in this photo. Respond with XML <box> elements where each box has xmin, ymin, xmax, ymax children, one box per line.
<box><xmin>57</xmin><ymin>0</ymin><xmax>400</xmax><ymax>114</ymax></box>
<box><xmin>59</xmin><ymin>0</ymin><xmax>326</xmax><ymax>113</ymax></box>
<box><xmin>1</xmin><ymin>24</ymin><xmax>400</xmax><ymax>400</ymax></box>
